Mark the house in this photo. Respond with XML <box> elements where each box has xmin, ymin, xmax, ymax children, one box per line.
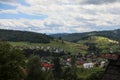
<box><xmin>41</xmin><ymin>62</ymin><xmax>54</xmax><ymax>70</ymax></box>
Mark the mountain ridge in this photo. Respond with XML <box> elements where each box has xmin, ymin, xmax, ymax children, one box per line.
<box><xmin>0</xmin><ymin>29</ymin><xmax>53</xmax><ymax>43</ymax></box>
<box><xmin>51</xmin><ymin>29</ymin><xmax>120</xmax><ymax>42</ymax></box>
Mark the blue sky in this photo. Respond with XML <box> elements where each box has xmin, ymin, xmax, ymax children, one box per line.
<box><xmin>0</xmin><ymin>0</ymin><xmax>120</xmax><ymax>33</ymax></box>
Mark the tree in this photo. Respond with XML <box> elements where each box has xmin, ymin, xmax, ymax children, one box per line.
<box><xmin>63</xmin><ymin>67</ymin><xmax>72</xmax><ymax>80</ymax></box>
<box><xmin>71</xmin><ymin>55</ymin><xmax>78</xmax><ymax>80</ymax></box>
<box><xmin>119</xmin><ymin>40</ymin><xmax>120</xmax><ymax>49</ymax></box>
<box><xmin>58</xmin><ymin>37</ymin><xmax>62</xmax><ymax>40</ymax></box>
<box><xmin>86</xmin><ymin>71</ymin><xmax>103</xmax><ymax>80</ymax></box>
<box><xmin>26</xmin><ymin>55</ymin><xmax>42</xmax><ymax>80</ymax></box>
<box><xmin>63</xmin><ymin>55</ymin><xmax>78</xmax><ymax>80</ymax></box>
<box><xmin>52</xmin><ymin>57</ymin><xmax>62</xmax><ymax>80</ymax></box>
<box><xmin>58</xmin><ymin>37</ymin><xmax>64</xmax><ymax>44</ymax></box>
<box><xmin>87</xmin><ymin>43</ymin><xmax>100</xmax><ymax>54</ymax></box>
<box><xmin>0</xmin><ymin>41</ymin><xmax>25</xmax><ymax>80</ymax></box>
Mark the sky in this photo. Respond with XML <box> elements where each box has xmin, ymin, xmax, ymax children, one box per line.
<box><xmin>0</xmin><ymin>0</ymin><xmax>120</xmax><ymax>34</ymax></box>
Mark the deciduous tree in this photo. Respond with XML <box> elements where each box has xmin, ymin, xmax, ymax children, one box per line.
<box><xmin>0</xmin><ymin>41</ymin><xmax>25</xmax><ymax>80</ymax></box>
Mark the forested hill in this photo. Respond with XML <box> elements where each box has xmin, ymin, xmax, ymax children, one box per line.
<box><xmin>51</xmin><ymin>29</ymin><xmax>120</xmax><ymax>42</ymax></box>
<box><xmin>0</xmin><ymin>29</ymin><xmax>53</xmax><ymax>43</ymax></box>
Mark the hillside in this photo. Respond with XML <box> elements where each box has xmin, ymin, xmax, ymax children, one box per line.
<box><xmin>51</xmin><ymin>29</ymin><xmax>120</xmax><ymax>42</ymax></box>
<box><xmin>77</xmin><ymin>36</ymin><xmax>120</xmax><ymax>54</ymax></box>
<box><xmin>9</xmin><ymin>36</ymin><xmax>120</xmax><ymax>54</ymax></box>
<box><xmin>9</xmin><ymin>40</ymin><xmax>88</xmax><ymax>54</ymax></box>
<box><xmin>0</xmin><ymin>29</ymin><xmax>88</xmax><ymax>54</ymax></box>
<box><xmin>77</xmin><ymin>36</ymin><xmax>118</xmax><ymax>44</ymax></box>
<box><xmin>0</xmin><ymin>29</ymin><xmax>53</xmax><ymax>43</ymax></box>
<box><xmin>0</xmin><ymin>29</ymin><xmax>119</xmax><ymax>54</ymax></box>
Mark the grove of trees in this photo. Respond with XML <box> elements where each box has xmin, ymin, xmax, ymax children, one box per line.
<box><xmin>0</xmin><ymin>29</ymin><xmax>53</xmax><ymax>43</ymax></box>
<box><xmin>0</xmin><ymin>41</ymin><xmax>25</xmax><ymax>80</ymax></box>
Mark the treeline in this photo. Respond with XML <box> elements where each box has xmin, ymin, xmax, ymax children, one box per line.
<box><xmin>52</xmin><ymin>29</ymin><xmax>120</xmax><ymax>42</ymax></box>
<box><xmin>0</xmin><ymin>29</ymin><xmax>53</xmax><ymax>43</ymax></box>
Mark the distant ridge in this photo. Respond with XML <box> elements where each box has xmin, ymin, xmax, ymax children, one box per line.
<box><xmin>0</xmin><ymin>29</ymin><xmax>53</xmax><ymax>43</ymax></box>
<box><xmin>51</xmin><ymin>29</ymin><xmax>120</xmax><ymax>42</ymax></box>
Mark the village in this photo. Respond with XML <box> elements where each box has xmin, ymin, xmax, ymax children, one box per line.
<box><xmin>15</xmin><ymin>45</ymin><xmax>119</xmax><ymax>71</ymax></box>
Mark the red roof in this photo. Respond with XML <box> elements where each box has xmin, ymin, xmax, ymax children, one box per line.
<box><xmin>41</xmin><ymin>62</ymin><xmax>54</xmax><ymax>68</ymax></box>
<box><xmin>22</xmin><ymin>69</ymin><xmax>27</xmax><ymax>75</ymax></box>
<box><xmin>100</xmin><ymin>54</ymin><xmax>118</xmax><ymax>59</ymax></box>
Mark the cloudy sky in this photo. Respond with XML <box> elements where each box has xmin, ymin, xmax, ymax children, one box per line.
<box><xmin>0</xmin><ymin>0</ymin><xmax>120</xmax><ymax>33</ymax></box>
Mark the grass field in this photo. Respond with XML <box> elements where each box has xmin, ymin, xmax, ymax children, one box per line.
<box><xmin>77</xmin><ymin>36</ymin><xmax>119</xmax><ymax>53</ymax></box>
<box><xmin>9</xmin><ymin>40</ymin><xmax>88</xmax><ymax>54</ymax></box>
<box><xmin>9</xmin><ymin>36</ymin><xmax>119</xmax><ymax>54</ymax></box>
<box><xmin>77</xmin><ymin>36</ymin><xmax>118</xmax><ymax>44</ymax></box>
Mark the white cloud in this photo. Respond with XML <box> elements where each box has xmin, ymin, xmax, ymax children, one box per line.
<box><xmin>0</xmin><ymin>0</ymin><xmax>120</xmax><ymax>33</ymax></box>
<box><xmin>0</xmin><ymin>9</ymin><xmax>18</xmax><ymax>14</ymax></box>
<box><xmin>0</xmin><ymin>0</ymin><xmax>17</xmax><ymax>3</ymax></box>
